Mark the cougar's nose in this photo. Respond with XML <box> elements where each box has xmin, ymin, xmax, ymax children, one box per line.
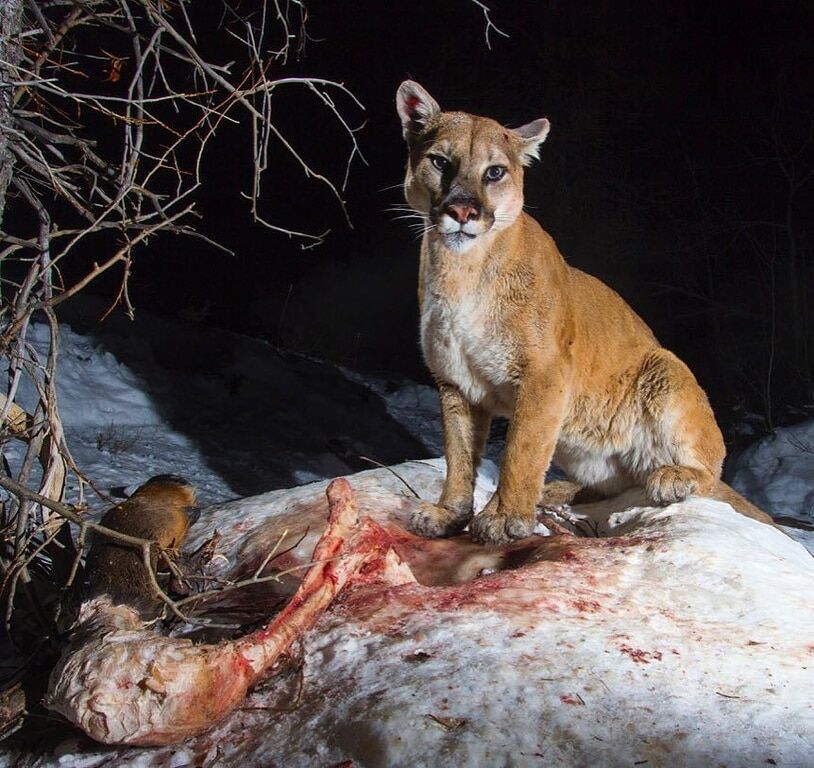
<box><xmin>445</xmin><ymin>201</ymin><xmax>481</xmax><ymax>223</ymax></box>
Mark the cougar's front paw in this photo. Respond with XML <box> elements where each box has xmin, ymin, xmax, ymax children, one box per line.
<box><xmin>410</xmin><ymin>500</ymin><xmax>472</xmax><ymax>538</ymax></box>
<box><xmin>470</xmin><ymin>500</ymin><xmax>535</xmax><ymax>545</ymax></box>
<box><xmin>646</xmin><ymin>465</ymin><xmax>701</xmax><ymax>505</ymax></box>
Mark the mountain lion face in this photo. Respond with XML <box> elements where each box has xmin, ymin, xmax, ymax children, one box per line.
<box><xmin>397</xmin><ymin>81</ymin><xmax>550</xmax><ymax>254</ymax></box>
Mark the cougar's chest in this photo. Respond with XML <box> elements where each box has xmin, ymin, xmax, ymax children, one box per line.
<box><xmin>420</xmin><ymin>288</ymin><xmax>515</xmax><ymax>411</ymax></box>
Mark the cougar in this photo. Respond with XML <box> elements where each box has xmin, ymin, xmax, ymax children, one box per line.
<box><xmin>396</xmin><ymin>80</ymin><xmax>771</xmax><ymax>545</ymax></box>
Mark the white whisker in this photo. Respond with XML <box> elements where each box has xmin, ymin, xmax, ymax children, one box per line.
<box><xmin>410</xmin><ymin>223</ymin><xmax>436</xmax><ymax>241</ymax></box>
<box><xmin>379</xmin><ymin>182</ymin><xmax>406</xmax><ymax>193</ymax></box>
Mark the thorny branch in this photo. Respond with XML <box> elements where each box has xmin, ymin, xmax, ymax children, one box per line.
<box><xmin>0</xmin><ymin>0</ymin><xmax>365</xmax><ymax>651</ymax></box>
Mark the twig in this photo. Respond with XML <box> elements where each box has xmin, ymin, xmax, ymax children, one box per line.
<box><xmin>360</xmin><ymin>456</ymin><xmax>421</xmax><ymax>498</ymax></box>
<box><xmin>174</xmin><ymin>555</ymin><xmax>344</xmax><ymax>609</ymax></box>
<box><xmin>253</xmin><ymin>529</ymin><xmax>290</xmax><ymax>579</ymax></box>
<box><xmin>469</xmin><ymin>1</ymin><xmax>509</xmax><ymax>49</ymax></box>
<box><xmin>1</xmin><ymin>0</ymin><xmax>367</xmax><ymax>650</ymax></box>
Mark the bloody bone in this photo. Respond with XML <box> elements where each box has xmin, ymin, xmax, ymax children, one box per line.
<box><xmin>46</xmin><ymin>478</ymin><xmax>414</xmax><ymax>746</ymax></box>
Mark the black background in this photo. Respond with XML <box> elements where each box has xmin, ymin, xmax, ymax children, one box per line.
<box><xmin>19</xmin><ymin>1</ymin><xmax>814</xmax><ymax>440</ymax></box>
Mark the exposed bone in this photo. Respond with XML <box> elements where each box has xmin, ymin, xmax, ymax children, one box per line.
<box><xmin>46</xmin><ymin>478</ymin><xmax>415</xmax><ymax>746</ymax></box>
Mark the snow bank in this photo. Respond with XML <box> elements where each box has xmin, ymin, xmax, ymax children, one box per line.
<box><xmin>7</xmin><ymin>322</ymin><xmax>160</xmax><ymax>428</ymax></box>
<box><xmin>1</xmin><ymin>322</ymin><xmax>237</xmax><ymax>504</ymax></box>
<box><xmin>10</xmin><ymin>462</ymin><xmax>811</xmax><ymax>767</ymax></box>
<box><xmin>730</xmin><ymin>420</ymin><xmax>814</xmax><ymax>524</ymax></box>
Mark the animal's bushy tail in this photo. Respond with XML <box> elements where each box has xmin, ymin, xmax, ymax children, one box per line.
<box><xmin>711</xmin><ymin>481</ymin><xmax>774</xmax><ymax>526</ymax></box>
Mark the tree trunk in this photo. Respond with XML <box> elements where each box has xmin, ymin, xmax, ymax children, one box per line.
<box><xmin>0</xmin><ymin>0</ymin><xmax>24</xmax><ymax>229</ymax></box>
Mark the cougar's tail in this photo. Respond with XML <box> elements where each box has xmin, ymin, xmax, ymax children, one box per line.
<box><xmin>711</xmin><ymin>481</ymin><xmax>775</xmax><ymax>526</ymax></box>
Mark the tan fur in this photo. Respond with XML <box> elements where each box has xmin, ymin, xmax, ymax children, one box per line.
<box><xmin>396</xmin><ymin>81</ymin><xmax>772</xmax><ymax>544</ymax></box>
<box><xmin>85</xmin><ymin>475</ymin><xmax>198</xmax><ymax>616</ymax></box>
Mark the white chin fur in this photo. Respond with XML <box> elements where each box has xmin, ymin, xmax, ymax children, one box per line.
<box><xmin>439</xmin><ymin>232</ymin><xmax>479</xmax><ymax>254</ymax></box>
<box><xmin>436</xmin><ymin>214</ymin><xmax>485</xmax><ymax>253</ymax></box>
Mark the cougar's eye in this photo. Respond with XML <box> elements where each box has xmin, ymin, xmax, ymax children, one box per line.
<box><xmin>429</xmin><ymin>155</ymin><xmax>450</xmax><ymax>172</ymax></box>
<box><xmin>484</xmin><ymin>165</ymin><xmax>507</xmax><ymax>182</ymax></box>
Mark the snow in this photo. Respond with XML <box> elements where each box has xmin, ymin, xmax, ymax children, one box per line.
<box><xmin>2</xmin><ymin>322</ymin><xmax>239</xmax><ymax>505</ymax></box>
<box><xmin>13</xmin><ymin>322</ymin><xmax>163</xmax><ymax>429</ymax></box>
<box><xmin>1</xmin><ymin>307</ymin><xmax>431</xmax><ymax>509</ymax></box>
<box><xmin>729</xmin><ymin>420</ymin><xmax>814</xmax><ymax>552</ymax></box>
<box><xmin>730</xmin><ymin>420</ymin><xmax>814</xmax><ymax>522</ymax></box>
<box><xmin>7</xmin><ymin>463</ymin><xmax>812</xmax><ymax>767</ymax></box>
<box><xmin>1</xmin><ymin>314</ymin><xmax>812</xmax><ymax>766</ymax></box>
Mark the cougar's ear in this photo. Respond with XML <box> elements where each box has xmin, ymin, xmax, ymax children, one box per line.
<box><xmin>511</xmin><ymin>118</ymin><xmax>551</xmax><ymax>165</ymax></box>
<box><xmin>396</xmin><ymin>80</ymin><xmax>441</xmax><ymax>140</ymax></box>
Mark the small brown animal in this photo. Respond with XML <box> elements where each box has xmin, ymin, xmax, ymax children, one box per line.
<box><xmin>85</xmin><ymin>475</ymin><xmax>199</xmax><ymax>616</ymax></box>
<box><xmin>396</xmin><ymin>80</ymin><xmax>771</xmax><ymax>544</ymax></box>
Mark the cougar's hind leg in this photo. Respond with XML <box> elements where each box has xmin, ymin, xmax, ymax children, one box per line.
<box><xmin>638</xmin><ymin>350</ymin><xmax>724</xmax><ymax>505</ymax></box>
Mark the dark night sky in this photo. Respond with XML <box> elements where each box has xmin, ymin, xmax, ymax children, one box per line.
<box><xmin>59</xmin><ymin>1</ymin><xmax>814</xmax><ymax>435</ymax></box>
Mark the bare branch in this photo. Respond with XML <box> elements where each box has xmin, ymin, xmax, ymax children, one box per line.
<box><xmin>0</xmin><ymin>0</ymin><xmax>365</xmax><ymax>646</ymax></box>
<box><xmin>469</xmin><ymin>1</ymin><xmax>509</xmax><ymax>50</ymax></box>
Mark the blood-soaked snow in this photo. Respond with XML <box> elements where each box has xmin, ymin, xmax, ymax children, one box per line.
<box><xmin>11</xmin><ymin>462</ymin><xmax>813</xmax><ymax>767</ymax></box>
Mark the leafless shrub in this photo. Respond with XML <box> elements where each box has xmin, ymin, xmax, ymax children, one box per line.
<box><xmin>94</xmin><ymin>422</ymin><xmax>148</xmax><ymax>454</ymax></box>
<box><xmin>0</xmin><ymin>0</ymin><xmax>365</xmax><ymax>653</ymax></box>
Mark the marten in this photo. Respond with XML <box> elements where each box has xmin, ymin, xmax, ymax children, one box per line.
<box><xmin>84</xmin><ymin>475</ymin><xmax>200</xmax><ymax>617</ymax></box>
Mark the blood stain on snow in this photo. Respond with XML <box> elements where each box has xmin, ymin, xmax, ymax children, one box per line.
<box><xmin>570</xmin><ymin>598</ymin><xmax>602</xmax><ymax>613</ymax></box>
<box><xmin>619</xmin><ymin>645</ymin><xmax>663</xmax><ymax>664</ymax></box>
<box><xmin>560</xmin><ymin>693</ymin><xmax>586</xmax><ymax>705</ymax></box>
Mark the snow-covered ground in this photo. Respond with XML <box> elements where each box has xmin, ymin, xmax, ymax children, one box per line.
<box><xmin>8</xmin><ymin>461</ymin><xmax>814</xmax><ymax>767</ymax></box>
<box><xmin>2</xmin><ymin>309</ymin><xmax>432</xmax><ymax>510</ymax></box>
<box><xmin>5</xmin><ymin>321</ymin><xmax>239</xmax><ymax>505</ymax></box>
